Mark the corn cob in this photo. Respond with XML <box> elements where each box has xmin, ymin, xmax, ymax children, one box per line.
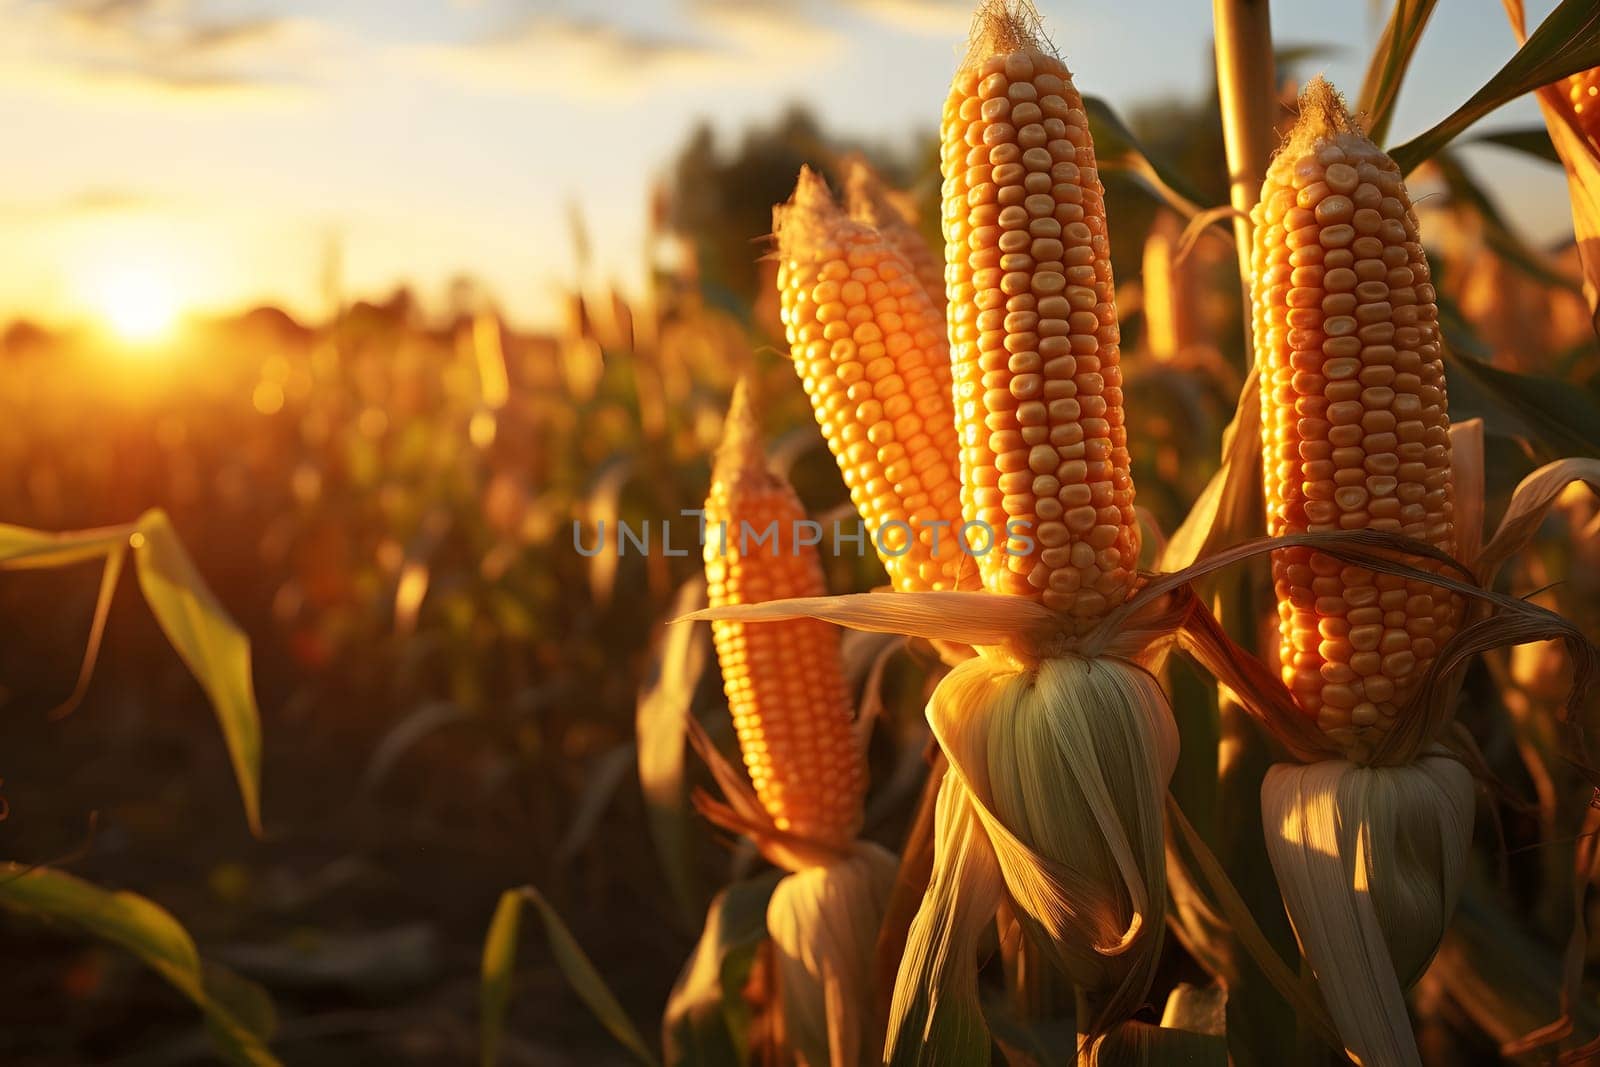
<box><xmin>703</xmin><ymin>385</ymin><xmax>865</xmax><ymax>847</ymax></box>
<box><xmin>775</xmin><ymin>169</ymin><xmax>971</xmax><ymax>593</ymax></box>
<box><xmin>939</xmin><ymin>10</ymin><xmax>1138</xmax><ymax>628</ymax></box>
<box><xmin>1567</xmin><ymin>67</ymin><xmax>1600</xmax><ymax>140</ymax></box>
<box><xmin>1251</xmin><ymin>79</ymin><xmax>1458</xmax><ymax>754</ymax></box>
<box><xmin>844</xmin><ymin>159</ymin><xmax>947</xmax><ymax>316</ymax></box>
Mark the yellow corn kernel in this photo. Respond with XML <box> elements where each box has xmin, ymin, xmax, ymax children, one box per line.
<box><xmin>844</xmin><ymin>159</ymin><xmax>947</xmax><ymax>316</ymax></box>
<box><xmin>775</xmin><ymin>168</ymin><xmax>972</xmax><ymax>593</ymax></box>
<box><xmin>703</xmin><ymin>385</ymin><xmax>865</xmax><ymax>848</ymax></box>
<box><xmin>1251</xmin><ymin>79</ymin><xmax>1458</xmax><ymax>752</ymax></box>
<box><xmin>939</xmin><ymin>12</ymin><xmax>1137</xmax><ymax>626</ymax></box>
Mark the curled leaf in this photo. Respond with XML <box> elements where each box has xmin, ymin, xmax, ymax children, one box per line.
<box><xmin>1475</xmin><ymin>457</ymin><xmax>1600</xmax><ymax>587</ymax></box>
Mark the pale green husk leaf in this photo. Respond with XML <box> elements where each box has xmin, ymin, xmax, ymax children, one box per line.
<box><xmin>767</xmin><ymin>843</ymin><xmax>898</xmax><ymax>1066</ymax></box>
<box><xmin>1260</xmin><ymin>753</ymin><xmax>1474</xmax><ymax>1067</ymax></box>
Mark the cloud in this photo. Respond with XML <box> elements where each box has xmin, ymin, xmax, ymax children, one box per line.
<box><xmin>0</xmin><ymin>0</ymin><xmax>319</xmax><ymax>99</ymax></box>
<box><xmin>413</xmin><ymin>3</ymin><xmax>841</xmax><ymax>96</ymax></box>
<box><xmin>0</xmin><ymin>187</ymin><xmax>163</xmax><ymax>220</ymax></box>
<box><xmin>483</xmin><ymin>13</ymin><xmax>718</xmax><ymax>67</ymax></box>
<box><xmin>60</xmin><ymin>187</ymin><xmax>163</xmax><ymax>213</ymax></box>
<box><xmin>688</xmin><ymin>0</ymin><xmax>965</xmax><ymax>40</ymax></box>
<box><xmin>843</xmin><ymin>0</ymin><xmax>971</xmax><ymax>35</ymax></box>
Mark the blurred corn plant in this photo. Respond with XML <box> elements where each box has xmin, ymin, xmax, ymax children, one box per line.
<box><xmin>479</xmin><ymin>1</ymin><xmax>1600</xmax><ymax>1065</ymax></box>
<box><xmin>0</xmin><ymin>512</ymin><xmax>274</xmax><ymax>1064</ymax></box>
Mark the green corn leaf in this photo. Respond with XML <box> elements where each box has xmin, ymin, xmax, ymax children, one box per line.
<box><xmin>637</xmin><ymin>576</ymin><xmax>711</xmax><ymax>927</ymax></box>
<box><xmin>0</xmin><ymin>864</ymin><xmax>279</xmax><ymax>1066</ymax></box>
<box><xmin>0</xmin><ymin>513</ymin><xmax>263</xmax><ymax>832</ymax></box>
<box><xmin>1085</xmin><ymin>96</ymin><xmax>1222</xmax><ymax>221</ymax></box>
<box><xmin>481</xmin><ymin>885</ymin><xmax>658</xmax><ymax>1067</ymax></box>
<box><xmin>1359</xmin><ymin>0</ymin><xmax>1440</xmax><ymax>145</ymax></box>
<box><xmin>0</xmin><ymin>523</ymin><xmax>130</xmax><ymax>569</ymax></box>
<box><xmin>131</xmin><ymin>509</ymin><xmax>264</xmax><ymax>836</ymax></box>
<box><xmin>1467</xmin><ymin>125</ymin><xmax>1562</xmax><ymax>164</ymax></box>
<box><xmin>1438</xmin><ymin>307</ymin><xmax>1600</xmax><ymax>459</ymax></box>
<box><xmin>1390</xmin><ymin>0</ymin><xmax>1600</xmax><ymax>172</ymax></box>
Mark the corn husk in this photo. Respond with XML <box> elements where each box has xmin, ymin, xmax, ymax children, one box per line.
<box><xmin>767</xmin><ymin>842</ymin><xmax>898</xmax><ymax>1067</ymax></box>
<box><xmin>885</xmin><ymin>773</ymin><xmax>1003</xmax><ymax>1064</ymax></box>
<box><xmin>1260</xmin><ymin>751</ymin><xmax>1475</xmax><ymax>1067</ymax></box>
<box><xmin>885</xmin><ymin>651</ymin><xmax>1178</xmax><ymax>1059</ymax></box>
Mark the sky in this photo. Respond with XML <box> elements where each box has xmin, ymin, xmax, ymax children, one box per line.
<box><xmin>0</xmin><ymin>0</ymin><xmax>1573</xmax><ymax>331</ymax></box>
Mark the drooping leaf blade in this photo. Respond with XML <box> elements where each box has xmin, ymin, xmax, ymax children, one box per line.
<box><xmin>1359</xmin><ymin>0</ymin><xmax>1440</xmax><ymax>145</ymax></box>
<box><xmin>1085</xmin><ymin>95</ymin><xmax>1224</xmax><ymax>223</ymax></box>
<box><xmin>0</xmin><ymin>864</ymin><xmax>279</xmax><ymax>1066</ymax></box>
<box><xmin>481</xmin><ymin>885</ymin><xmax>658</xmax><ymax>1067</ymax></box>
<box><xmin>1390</xmin><ymin>0</ymin><xmax>1600</xmax><ymax>172</ymax></box>
<box><xmin>1505</xmin><ymin>0</ymin><xmax>1600</xmax><ymax>330</ymax></box>
<box><xmin>1438</xmin><ymin>308</ymin><xmax>1600</xmax><ymax>459</ymax></box>
<box><xmin>0</xmin><ymin>523</ymin><xmax>130</xmax><ymax>570</ymax></box>
<box><xmin>1468</xmin><ymin>125</ymin><xmax>1561</xmax><ymax>164</ymax></box>
<box><xmin>131</xmin><ymin>509</ymin><xmax>264</xmax><ymax>836</ymax></box>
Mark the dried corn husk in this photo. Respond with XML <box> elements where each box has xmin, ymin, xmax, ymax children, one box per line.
<box><xmin>767</xmin><ymin>843</ymin><xmax>898</xmax><ymax>1066</ymax></box>
<box><xmin>1260</xmin><ymin>752</ymin><xmax>1474</xmax><ymax>1067</ymax></box>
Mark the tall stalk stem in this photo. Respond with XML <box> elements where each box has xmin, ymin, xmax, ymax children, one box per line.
<box><xmin>1209</xmin><ymin>4</ymin><xmax>1300</xmax><ymax>1066</ymax></box>
<box><xmin>1212</xmin><ymin>0</ymin><xmax>1277</xmax><ymax>368</ymax></box>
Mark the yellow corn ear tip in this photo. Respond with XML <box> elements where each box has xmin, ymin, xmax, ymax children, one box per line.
<box><xmin>713</xmin><ymin>378</ymin><xmax>767</xmax><ymax>488</ymax></box>
<box><xmin>842</xmin><ymin>158</ymin><xmax>909</xmax><ymax>226</ymax></box>
<box><xmin>773</xmin><ymin>165</ymin><xmax>845</xmax><ymax>258</ymax></box>
<box><xmin>842</xmin><ymin>158</ymin><xmax>946</xmax><ymax>314</ymax></box>
<box><xmin>774</xmin><ymin>165</ymin><xmax>971</xmax><ymax>593</ymax></box>
<box><xmin>1284</xmin><ymin>76</ymin><xmax>1364</xmax><ymax>153</ymax></box>
<box><xmin>960</xmin><ymin>0</ymin><xmax>1055</xmax><ymax>73</ymax></box>
<box><xmin>1253</xmin><ymin>75</ymin><xmax>1458</xmax><ymax>755</ymax></box>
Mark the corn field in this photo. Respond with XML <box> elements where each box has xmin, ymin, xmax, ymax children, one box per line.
<box><xmin>3</xmin><ymin>0</ymin><xmax>1600</xmax><ymax>1065</ymax></box>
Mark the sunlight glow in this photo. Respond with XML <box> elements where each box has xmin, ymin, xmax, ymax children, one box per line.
<box><xmin>91</xmin><ymin>266</ymin><xmax>181</xmax><ymax>343</ymax></box>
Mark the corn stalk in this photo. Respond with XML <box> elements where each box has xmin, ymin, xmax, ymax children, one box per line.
<box><xmin>1207</xmin><ymin>3</ymin><xmax>1305</xmax><ymax>1064</ymax></box>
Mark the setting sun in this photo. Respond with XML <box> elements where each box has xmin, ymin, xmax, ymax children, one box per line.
<box><xmin>90</xmin><ymin>266</ymin><xmax>181</xmax><ymax>343</ymax></box>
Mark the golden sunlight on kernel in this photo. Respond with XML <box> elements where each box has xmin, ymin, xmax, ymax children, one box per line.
<box><xmin>85</xmin><ymin>263</ymin><xmax>182</xmax><ymax>344</ymax></box>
